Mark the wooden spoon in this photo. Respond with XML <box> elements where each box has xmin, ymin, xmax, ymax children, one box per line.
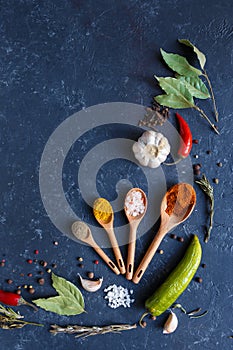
<box><xmin>132</xmin><ymin>183</ymin><xmax>196</xmax><ymax>284</ymax></box>
<box><xmin>124</xmin><ymin>188</ymin><xmax>147</xmax><ymax>280</ymax></box>
<box><xmin>93</xmin><ymin>198</ymin><xmax>126</xmax><ymax>274</ymax></box>
<box><xmin>71</xmin><ymin>221</ymin><xmax>120</xmax><ymax>275</ymax></box>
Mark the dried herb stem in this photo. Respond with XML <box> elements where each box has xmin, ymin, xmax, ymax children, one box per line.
<box><xmin>0</xmin><ymin>303</ymin><xmax>43</xmax><ymax>329</ymax></box>
<box><xmin>189</xmin><ymin>310</ymin><xmax>208</xmax><ymax>319</ymax></box>
<box><xmin>50</xmin><ymin>323</ymin><xmax>137</xmax><ymax>338</ymax></box>
<box><xmin>203</xmin><ymin>70</ymin><xmax>218</xmax><ymax>122</ymax></box>
<box><xmin>193</xmin><ymin>105</ymin><xmax>219</xmax><ymax>134</ymax></box>
<box><xmin>172</xmin><ymin>303</ymin><xmax>187</xmax><ymax>314</ymax></box>
<box><xmin>195</xmin><ymin>174</ymin><xmax>214</xmax><ymax>243</ymax></box>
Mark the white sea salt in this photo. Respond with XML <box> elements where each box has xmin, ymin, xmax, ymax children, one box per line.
<box><xmin>104</xmin><ymin>284</ymin><xmax>134</xmax><ymax>309</ymax></box>
<box><xmin>125</xmin><ymin>190</ymin><xmax>146</xmax><ymax>217</ymax></box>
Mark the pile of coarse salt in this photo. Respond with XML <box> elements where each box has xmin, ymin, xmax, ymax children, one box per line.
<box><xmin>125</xmin><ymin>190</ymin><xmax>145</xmax><ymax>217</ymax></box>
<box><xmin>104</xmin><ymin>285</ymin><xmax>134</xmax><ymax>309</ymax></box>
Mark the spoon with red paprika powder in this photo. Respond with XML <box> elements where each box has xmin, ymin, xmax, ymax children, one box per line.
<box><xmin>132</xmin><ymin>183</ymin><xmax>196</xmax><ymax>284</ymax></box>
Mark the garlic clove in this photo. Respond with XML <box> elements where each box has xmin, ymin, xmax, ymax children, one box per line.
<box><xmin>163</xmin><ymin>311</ymin><xmax>178</xmax><ymax>334</ymax></box>
<box><xmin>78</xmin><ymin>274</ymin><xmax>103</xmax><ymax>292</ymax></box>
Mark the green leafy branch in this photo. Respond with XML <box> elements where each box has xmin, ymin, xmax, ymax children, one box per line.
<box><xmin>154</xmin><ymin>40</ymin><xmax>219</xmax><ymax>134</ymax></box>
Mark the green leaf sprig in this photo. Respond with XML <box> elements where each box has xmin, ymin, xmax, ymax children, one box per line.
<box><xmin>154</xmin><ymin>40</ymin><xmax>219</xmax><ymax>134</ymax></box>
<box><xmin>195</xmin><ymin>174</ymin><xmax>214</xmax><ymax>243</ymax></box>
<box><xmin>33</xmin><ymin>273</ymin><xmax>86</xmax><ymax>316</ymax></box>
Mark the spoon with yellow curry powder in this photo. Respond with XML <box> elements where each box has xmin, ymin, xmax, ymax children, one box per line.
<box><xmin>93</xmin><ymin>198</ymin><xmax>126</xmax><ymax>274</ymax></box>
<box><xmin>132</xmin><ymin>183</ymin><xmax>196</xmax><ymax>284</ymax></box>
<box><xmin>71</xmin><ymin>221</ymin><xmax>120</xmax><ymax>275</ymax></box>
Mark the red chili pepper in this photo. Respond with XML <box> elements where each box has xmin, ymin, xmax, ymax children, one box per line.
<box><xmin>176</xmin><ymin>112</ymin><xmax>192</xmax><ymax>158</ymax></box>
<box><xmin>0</xmin><ymin>290</ymin><xmax>37</xmax><ymax>311</ymax></box>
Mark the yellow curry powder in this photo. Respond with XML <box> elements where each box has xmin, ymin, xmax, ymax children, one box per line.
<box><xmin>93</xmin><ymin>198</ymin><xmax>113</xmax><ymax>224</ymax></box>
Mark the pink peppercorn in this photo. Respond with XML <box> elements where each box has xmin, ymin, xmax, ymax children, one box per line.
<box><xmin>34</xmin><ymin>250</ymin><xmax>39</xmax><ymax>255</ymax></box>
<box><xmin>94</xmin><ymin>260</ymin><xmax>99</xmax><ymax>265</ymax></box>
<box><xmin>27</xmin><ymin>259</ymin><xmax>33</xmax><ymax>264</ymax></box>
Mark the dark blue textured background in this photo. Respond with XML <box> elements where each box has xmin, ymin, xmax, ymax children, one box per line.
<box><xmin>0</xmin><ymin>1</ymin><xmax>232</xmax><ymax>349</ymax></box>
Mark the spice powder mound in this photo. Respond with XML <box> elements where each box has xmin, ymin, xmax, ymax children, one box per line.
<box><xmin>165</xmin><ymin>184</ymin><xmax>195</xmax><ymax>218</ymax></box>
<box><xmin>93</xmin><ymin>198</ymin><xmax>113</xmax><ymax>224</ymax></box>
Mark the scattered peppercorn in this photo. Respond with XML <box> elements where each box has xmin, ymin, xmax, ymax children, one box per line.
<box><xmin>23</xmin><ymin>285</ymin><xmax>28</xmax><ymax>289</ymax></box>
<box><xmin>141</xmin><ymin>321</ymin><xmax>147</xmax><ymax>328</ymax></box>
<box><xmin>87</xmin><ymin>272</ymin><xmax>94</xmax><ymax>279</ymax></box>
<box><xmin>206</xmin><ymin>150</ymin><xmax>211</xmax><ymax>154</ymax></box>
<box><xmin>193</xmin><ymin>139</ymin><xmax>199</xmax><ymax>144</ymax></box>
<box><xmin>158</xmin><ymin>249</ymin><xmax>164</xmax><ymax>255</ymax></box>
<box><xmin>193</xmin><ymin>164</ymin><xmax>202</xmax><ymax>176</ymax></box>
<box><xmin>77</xmin><ymin>257</ymin><xmax>83</xmax><ymax>262</ymax></box>
<box><xmin>16</xmin><ymin>289</ymin><xmax>21</xmax><ymax>295</ymax></box>
<box><xmin>177</xmin><ymin>236</ymin><xmax>184</xmax><ymax>243</ymax></box>
<box><xmin>33</xmin><ymin>259</ymin><xmax>38</xmax><ymax>263</ymax></box>
<box><xmin>53</xmin><ymin>241</ymin><xmax>59</xmax><ymax>246</ymax></box>
<box><xmin>213</xmin><ymin>178</ymin><xmax>219</xmax><ymax>184</ymax></box>
<box><xmin>34</xmin><ymin>250</ymin><xmax>39</xmax><ymax>255</ymax></box>
<box><xmin>94</xmin><ymin>260</ymin><xmax>99</xmax><ymax>265</ymax></box>
<box><xmin>170</xmin><ymin>233</ymin><xmax>177</xmax><ymax>240</ymax></box>
<box><xmin>79</xmin><ymin>263</ymin><xmax>84</xmax><ymax>268</ymax></box>
<box><xmin>28</xmin><ymin>287</ymin><xmax>35</xmax><ymax>294</ymax></box>
<box><xmin>27</xmin><ymin>273</ymin><xmax>32</xmax><ymax>277</ymax></box>
<box><xmin>40</xmin><ymin>260</ymin><xmax>48</xmax><ymax>267</ymax></box>
<box><xmin>202</xmin><ymin>263</ymin><xmax>207</xmax><ymax>268</ymax></box>
<box><xmin>195</xmin><ymin>277</ymin><xmax>203</xmax><ymax>283</ymax></box>
<box><xmin>7</xmin><ymin>279</ymin><xmax>13</xmax><ymax>284</ymax></box>
<box><xmin>0</xmin><ymin>262</ymin><xmax>5</xmax><ymax>267</ymax></box>
<box><xmin>46</xmin><ymin>268</ymin><xmax>52</xmax><ymax>273</ymax></box>
<box><xmin>27</xmin><ymin>259</ymin><xmax>33</xmax><ymax>264</ymax></box>
<box><xmin>38</xmin><ymin>271</ymin><xmax>44</xmax><ymax>275</ymax></box>
<box><xmin>217</xmin><ymin>162</ymin><xmax>223</xmax><ymax>167</ymax></box>
<box><xmin>52</xmin><ymin>263</ymin><xmax>57</xmax><ymax>268</ymax></box>
<box><xmin>194</xmin><ymin>154</ymin><xmax>199</xmax><ymax>159</ymax></box>
<box><xmin>38</xmin><ymin>278</ymin><xmax>45</xmax><ymax>285</ymax></box>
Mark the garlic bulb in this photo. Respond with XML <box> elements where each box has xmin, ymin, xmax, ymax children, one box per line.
<box><xmin>163</xmin><ymin>311</ymin><xmax>178</xmax><ymax>334</ymax></box>
<box><xmin>78</xmin><ymin>274</ymin><xmax>103</xmax><ymax>292</ymax></box>
<box><xmin>132</xmin><ymin>130</ymin><xmax>170</xmax><ymax>168</ymax></box>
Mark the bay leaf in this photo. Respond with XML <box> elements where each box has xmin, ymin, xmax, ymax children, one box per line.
<box><xmin>160</xmin><ymin>49</ymin><xmax>202</xmax><ymax>77</ymax></box>
<box><xmin>155</xmin><ymin>94</ymin><xmax>194</xmax><ymax>109</ymax></box>
<box><xmin>175</xmin><ymin>75</ymin><xmax>210</xmax><ymax>99</ymax></box>
<box><xmin>33</xmin><ymin>273</ymin><xmax>85</xmax><ymax>316</ymax></box>
<box><xmin>155</xmin><ymin>76</ymin><xmax>195</xmax><ymax>107</ymax></box>
<box><xmin>51</xmin><ymin>273</ymin><xmax>84</xmax><ymax>308</ymax></box>
<box><xmin>179</xmin><ymin>39</ymin><xmax>206</xmax><ymax>70</ymax></box>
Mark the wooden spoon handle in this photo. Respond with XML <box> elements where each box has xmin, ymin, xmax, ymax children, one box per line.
<box><xmin>132</xmin><ymin>226</ymin><xmax>167</xmax><ymax>284</ymax></box>
<box><xmin>105</xmin><ymin>227</ymin><xmax>126</xmax><ymax>274</ymax></box>
<box><xmin>126</xmin><ymin>224</ymin><xmax>137</xmax><ymax>280</ymax></box>
<box><xmin>93</xmin><ymin>246</ymin><xmax>120</xmax><ymax>275</ymax></box>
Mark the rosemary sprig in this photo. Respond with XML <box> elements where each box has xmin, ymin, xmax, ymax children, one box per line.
<box><xmin>50</xmin><ymin>323</ymin><xmax>137</xmax><ymax>339</ymax></box>
<box><xmin>195</xmin><ymin>174</ymin><xmax>214</xmax><ymax>243</ymax></box>
<box><xmin>0</xmin><ymin>303</ymin><xmax>43</xmax><ymax>329</ymax></box>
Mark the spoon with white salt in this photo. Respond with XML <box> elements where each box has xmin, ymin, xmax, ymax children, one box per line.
<box><xmin>124</xmin><ymin>188</ymin><xmax>147</xmax><ymax>280</ymax></box>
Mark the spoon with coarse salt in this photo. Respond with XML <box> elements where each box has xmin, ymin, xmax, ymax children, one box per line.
<box><xmin>71</xmin><ymin>221</ymin><xmax>120</xmax><ymax>275</ymax></box>
<box><xmin>124</xmin><ymin>188</ymin><xmax>147</xmax><ymax>280</ymax></box>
